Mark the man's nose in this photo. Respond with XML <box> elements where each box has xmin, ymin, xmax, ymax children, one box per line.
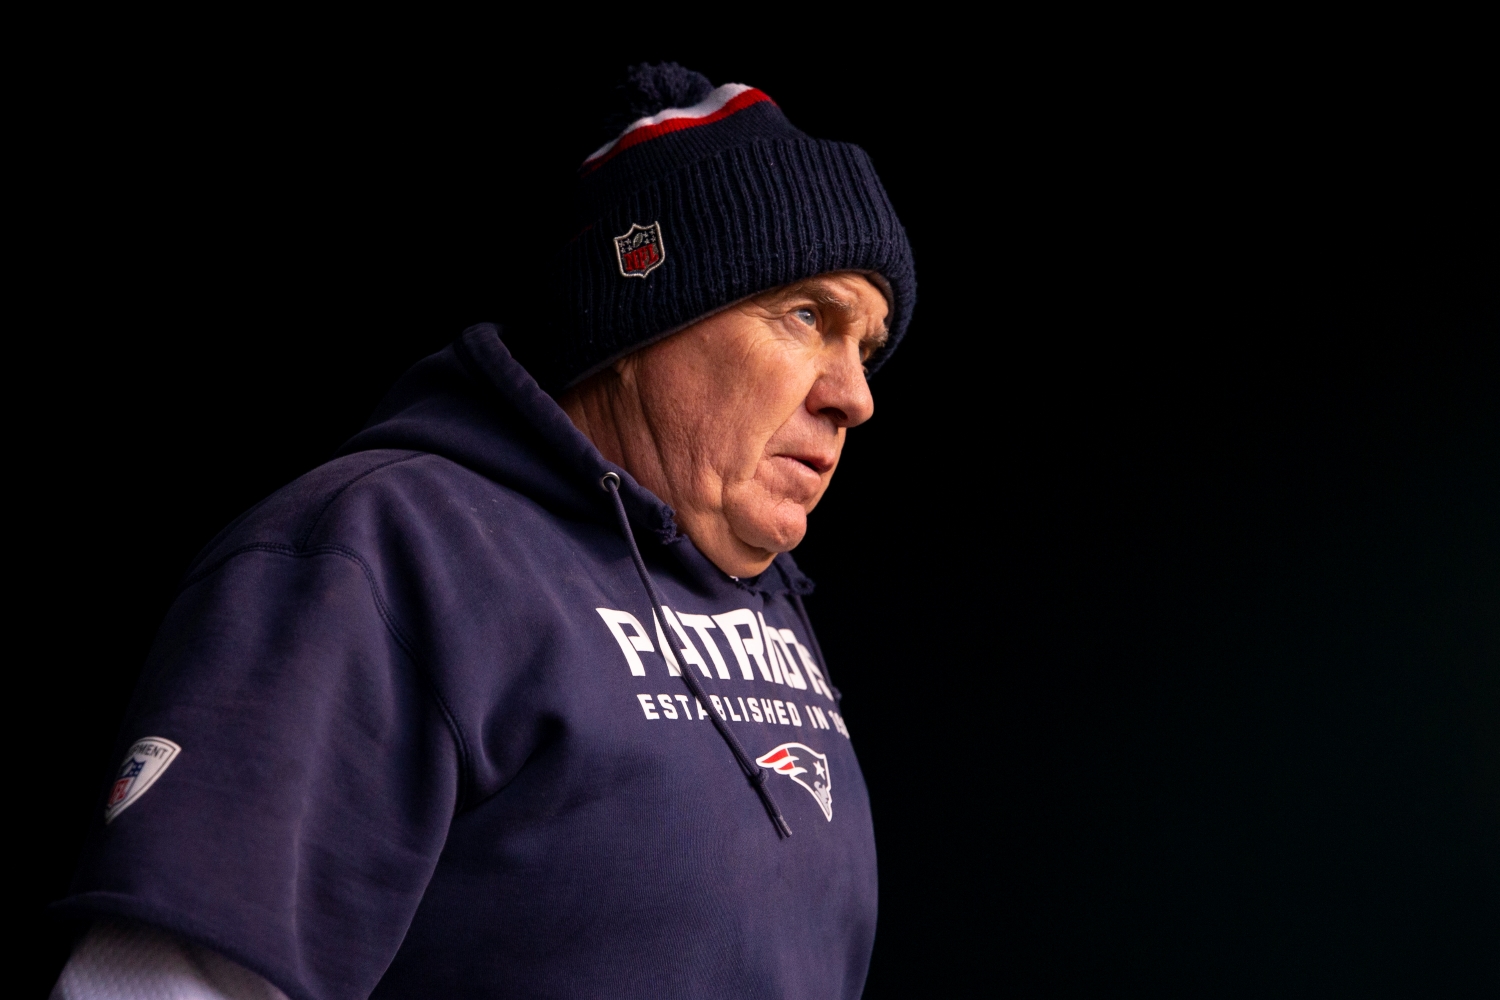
<box><xmin>806</xmin><ymin>340</ymin><xmax>875</xmax><ymax>429</ymax></box>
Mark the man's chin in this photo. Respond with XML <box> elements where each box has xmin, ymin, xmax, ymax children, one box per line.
<box><xmin>758</xmin><ymin>458</ymin><xmax>828</xmax><ymax>502</ymax></box>
<box><xmin>725</xmin><ymin>506</ymin><xmax>808</xmax><ymax>559</ymax></box>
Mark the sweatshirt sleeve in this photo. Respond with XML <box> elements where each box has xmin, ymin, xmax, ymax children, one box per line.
<box><xmin>55</xmin><ymin>547</ymin><xmax>462</xmax><ymax>1000</ymax></box>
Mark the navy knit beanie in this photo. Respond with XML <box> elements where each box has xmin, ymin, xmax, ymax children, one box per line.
<box><xmin>531</xmin><ymin>63</ymin><xmax>916</xmax><ymax>393</ymax></box>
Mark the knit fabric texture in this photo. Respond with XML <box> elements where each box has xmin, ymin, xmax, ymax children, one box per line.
<box><xmin>533</xmin><ymin>64</ymin><xmax>916</xmax><ymax>393</ymax></box>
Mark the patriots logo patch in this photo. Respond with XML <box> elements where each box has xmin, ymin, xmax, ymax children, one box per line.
<box><xmin>105</xmin><ymin>737</ymin><xmax>180</xmax><ymax>823</ymax></box>
<box><xmin>756</xmin><ymin>742</ymin><xmax>832</xmax><ymax>821</ymax></box>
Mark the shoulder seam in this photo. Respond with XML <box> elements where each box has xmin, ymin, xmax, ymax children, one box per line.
<box><xmin>297</xmin><ymin>452</ymin><xmax>428</xmax><ymax>550</ymax></box>
<box><xmin>177</xmin><ymin>541</ymin><xmax>476</xmax><ymax>811</ymax></box>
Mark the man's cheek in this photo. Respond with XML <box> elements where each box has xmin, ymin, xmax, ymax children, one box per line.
<box><xmin>691</xmin><ymin>411</ymin><xmax>759</xmax><ymax>481</ymax></box>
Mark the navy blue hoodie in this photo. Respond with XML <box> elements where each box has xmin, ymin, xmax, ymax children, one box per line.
<box><xmin>58</xmin><ymin>324</ymin><xmax>877</xmax><ymax>1000</ymax></box>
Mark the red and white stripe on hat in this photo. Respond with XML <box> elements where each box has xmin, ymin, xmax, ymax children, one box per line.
<box><xmin>582</xmin><ymin>84</ymin><xmax>776</xmax><ymax>172</ymax></box>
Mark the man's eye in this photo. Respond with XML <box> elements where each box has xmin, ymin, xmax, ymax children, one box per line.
<box><xmin>792</xmin><ymin>308</ymin><xmax>817</xmax><ymax>327</ymax></box>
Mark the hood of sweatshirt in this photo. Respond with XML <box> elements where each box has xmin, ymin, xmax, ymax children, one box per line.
<box><xmin>340</xmin><ymin>322</ymin><xmax>816</xmax><ymax>600</ymax></box>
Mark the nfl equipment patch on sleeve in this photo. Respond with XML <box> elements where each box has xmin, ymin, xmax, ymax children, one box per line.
<box><xmin>105</xmin><ymin>737</ymin><xmax>181</xmax><ymax>823</ymax></box>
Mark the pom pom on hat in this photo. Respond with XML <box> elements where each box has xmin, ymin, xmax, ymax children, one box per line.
<box><xmin>599</xmin><ymin>62</ymin><xmax>715</xmax><ymax>142</ymax></box>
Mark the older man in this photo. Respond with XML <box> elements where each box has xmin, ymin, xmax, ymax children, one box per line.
<box><xmin>53</xmin><ymin>63</ymin><xmax>914</xmax><ymax>1000</ymax></box>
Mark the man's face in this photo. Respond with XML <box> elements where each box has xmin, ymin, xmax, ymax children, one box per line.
<box><xmin>563</xmin><ymin>272</ymin><xmax>888</xmax><ymax>577</ymax></box>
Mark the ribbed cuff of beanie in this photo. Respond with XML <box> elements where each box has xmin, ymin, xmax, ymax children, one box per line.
<box><xmin>547</xmin><ymin>138</ymin><xmax>915</xmax><ymax>392</ymax></box>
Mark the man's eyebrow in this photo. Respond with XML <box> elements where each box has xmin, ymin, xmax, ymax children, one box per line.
<box><xmin>759</xmin><ymin>281</ymin><xmax>891</xmax><ymax>342</ymax></box>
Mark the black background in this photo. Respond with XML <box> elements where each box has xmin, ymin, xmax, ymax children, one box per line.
<box><xmin>19</xmin><ymin>40</ymin><xmax>1497</xmax><ymax>997</ymax></box>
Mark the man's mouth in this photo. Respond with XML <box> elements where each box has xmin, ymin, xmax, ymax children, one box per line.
<box><xmin>778</xmin><ymin>453</ymin><xmax>834</xmax><ymax>475</ymax></box>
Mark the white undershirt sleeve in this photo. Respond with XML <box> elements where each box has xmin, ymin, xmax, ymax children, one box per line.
<box><xmin>51</xmin><ymin>920</ymin><xmax>289</xmax><ymax>1000</ymax></box>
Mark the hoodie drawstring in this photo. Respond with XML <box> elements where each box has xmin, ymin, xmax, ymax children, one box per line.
<box><xmin>601</xmin><ymin>473</ymin><xmax>793</xmax><ymax>839</ymax></box>
<box><xmin>790</xmin><ymin>592</ymin><xmax>839</xmax><ymax>703</ymax></box>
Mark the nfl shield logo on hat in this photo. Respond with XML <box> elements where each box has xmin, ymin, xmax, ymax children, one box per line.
<box><xmin>613</xmin><ymin>222</ymin><xmax>666</xmax><ymax>278</ymax></box>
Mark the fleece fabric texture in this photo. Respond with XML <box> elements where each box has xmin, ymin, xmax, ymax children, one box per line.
<box><xmin>56</xmin><ymin>323</ymin><xmax>877</xmax><ymax>1000</ymax></box>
